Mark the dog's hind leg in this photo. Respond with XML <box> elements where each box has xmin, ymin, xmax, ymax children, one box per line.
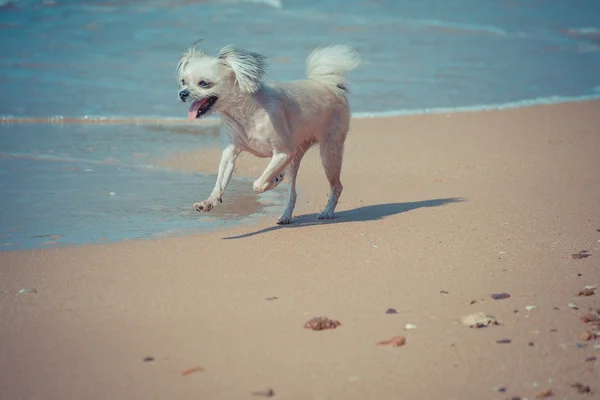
<box><xmin>276</xmin><ymin>142</ymin><xmax>312</xmax><ymax>225</ymax></box>
<box><xmin>317</xmin><ymin>132</ymin><xmax>346</xmax><ymax>220</ymax></box>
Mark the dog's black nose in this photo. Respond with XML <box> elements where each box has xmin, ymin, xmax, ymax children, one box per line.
<box><xmin>179</xmin><ymin>89</ymin><xmax>190</xmax><ymax>101</ymax></box>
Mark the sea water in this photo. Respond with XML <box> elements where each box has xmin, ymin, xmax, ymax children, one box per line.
<box><xmin>0</xmin><ymin>0</ymin><xmax>599</xmax><ymax>249</ymax></box>
<box><xmin>1</xmin><ymin>0</ymin><xmax>599</xmax><ymax>119</ymax></box>
<box><xmin>0</xmin><ymin>124</ymin><xmax>287</xmax><ymax>249</ymax></box>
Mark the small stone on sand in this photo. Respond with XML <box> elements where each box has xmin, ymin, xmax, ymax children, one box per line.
<box><xmin>461</xmin><ymin>312</ymin><xmax>499</xmax><ymax>328</ymax></box>
<box><xmin>578</xmin><ymin>289</ymin><xmax>595</xmax><ymax>297</ymax></box>
<box><xmin>304</xmin><ymin>317</ymin><xmax>341</xmax><ymax>331</ymax></box>
<box><xmin>252</xmin><ymin>388</ymin><xmax>275</xmax><ymax>397</ymax></box>
<box><xmin>570</xmin><ymin>383</ymin><xmax>591</xmax><ymax>394</ymax></box>
<box><xmin>376</xmin><ymin>336</ymin><xmax>406</xmax><ymax>347</ymax></box>
<box><xmin>534</xmin><ymin>389</ymin><xmax>553</xmax><ymax>398</ymax></box>
<box><xmin>181</xmin><ymin>366</ymin><xmax>204</xmax><ymax>376</ymax></box>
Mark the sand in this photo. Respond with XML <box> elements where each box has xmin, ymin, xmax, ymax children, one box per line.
<box><xmin>1</xmin><ymin>100</ymin><xmax>599</xmax><ymax>400</ymax></box>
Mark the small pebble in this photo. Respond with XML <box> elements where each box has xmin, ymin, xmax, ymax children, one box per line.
<box><xmin>265</xmin><ymin>297</ymin><xmax>278</xmax><ymax>301</ymax></box>
<box><xmin>568</xmin><ymin>302</ymin><xmax>579</xmax><ymax>309</ymax></box>
<box><xmin>528</xmin><ymin>342</ymin><xmax>535</xmax><ymax>347</ymax></box>
<box><xmin>491</xmin><ymin>292</ymin><xmax>511</xmax><ymax>300</ymax></box>
<box><xmin>385</xmin><ymin>308</ymin><xmax>398</xmax><ymax>314</ymax></box>
<box><xmin>17</xmin><ymin>289</ymin><xmax>36</xmax><ymax>295</ymax></box>
<box><xmin>578</xmin><ymin>289</ymin><xmax>595</xmax><ymax>297</ymax></box>
<box><xmin>570</xmin><ymin>383</ymin><xmax>591</xmax><ymax>394</ymax></box>
<box><xmin>534</xmin><ymin>389</ymin><xmax>553</xmax><ymax>398</ymax></box>
<box><xmin>584</xmin><ymin>356</ymin><xmax>597</xmax><ymax>362</ymax></box>
<box><xmin>143</xmin><ymin>357</ymin><xmax>154</xmax><ymax>362</ymax></box>
<box><xmin>572</xmin><ymin>251</ymin><xmax>591</xmax><ymax>259</ymax></box>
<box><xmin>496</xmin><ymin>339</ymin><xmax>512</xmax><ymax>344</ymax></box>
<box><xmin>252</xmin><ymin>389</ymin><xmax>275</xmax><ymax>397</ymax></box>
<box><xmin>109</xmin><ymin>192</ymin><xmax>116</xmax><ymax>196</ymax></box>
<box><xmin>304</xmin><ymin>317</ymin><xmax>341</xmax><ymax>331</ymax></box>
<box><xmin>181</xmin><ymin>366</ymin><xmax>204</xmax><ymax>376</ymax></box>
<box><xmin>461</xmin><ymin>312</ymin><xmax>499</xmax><ymax>328</ymax></box>
<box><xmin>525</xmin><ymin>305</ymin><xmax>538</xmax><ymax>311</ymax></box>
<box><xmin>440</xmin><ymin>290</ymin><xmax>449</xmax><ymax>294</ymax></box>
<box><xmin>580</xmin><ymin>313</ymin><xmax>600</xmax><ymax>323</ymax></box>
<box><xmin>404</xmin><ymin>323</ymin><xmax>417</xmax><ymax>330</ymax></box>
<box><xmin>492</xmin><ymin>386</ymin><xmax>507</xmax><ymax>393</ymax></box>
<box><xmin>376</xmin><ymin>336</ymin><xmax>406</xmax><ymax>347</ymax></box>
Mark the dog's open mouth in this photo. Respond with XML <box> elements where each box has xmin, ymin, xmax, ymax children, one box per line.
<box><xmin>188</xmin><ymin>96</ymin><xmax>218</xmax><ymax>120</ymax></box>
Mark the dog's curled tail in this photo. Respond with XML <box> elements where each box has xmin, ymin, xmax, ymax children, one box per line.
<box><xmin>306</xmin><ymin>45</ymin><xmax>360</xmax><ymax>100</ymax></box>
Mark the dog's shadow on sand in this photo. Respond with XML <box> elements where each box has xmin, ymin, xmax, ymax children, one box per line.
<box><xmin>223</xmin><ymin>197</ymin><xmax>464</xmax><ymax>240</ymax></box>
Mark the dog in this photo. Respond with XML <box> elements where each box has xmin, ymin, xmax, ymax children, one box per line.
<box><xmin>176</xmin><ymin>41</ymin><xmax>360</xmax><ymax>224</ymax></box>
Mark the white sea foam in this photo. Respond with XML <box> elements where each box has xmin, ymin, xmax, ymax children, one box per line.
<box><xmin>351</xmin><ymin>94</ymin><xmax>600</xmax><ymax>119</ymax></box>
<box><xmin>2</xmin><ymin>94</ymin><xmax>599</xmax><ymax>125</ymax></box>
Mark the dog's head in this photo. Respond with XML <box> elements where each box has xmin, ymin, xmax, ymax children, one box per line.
<box><xmin>176</xmin><ymin>40</ymin><xmax>267</xmax><ymax>120</ymax></box>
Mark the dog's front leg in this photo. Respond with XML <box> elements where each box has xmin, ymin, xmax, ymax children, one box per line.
<box><xmin>252</xmin><ymin>151</ymin><xmax>293</xmax><ymax>193</ymax></box>
<box><xmin>194</xmin><ymin>145</ymin><xmax>240</xmax><ymax>212</ymax></box>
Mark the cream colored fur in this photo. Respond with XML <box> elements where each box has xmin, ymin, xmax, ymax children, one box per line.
<box><xmin>176</xmin><ymin>43</ymin><xmax>360</xmax><ymax>224</ymax></box>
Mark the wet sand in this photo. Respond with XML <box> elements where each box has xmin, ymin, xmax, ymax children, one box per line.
<box><xmin>1</xmin><ymin>100</ymin><xmax>599</xmax><ymax>399</ymax></box>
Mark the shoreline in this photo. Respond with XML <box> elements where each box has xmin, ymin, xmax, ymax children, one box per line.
<box><xmin>2</xmin><ymin>93</ymin><xmax>599</xmax><ymax>126</ymax></box>
<box><xmin>1</xmin><ymin>99</ymin><xmax>599</xmax><ymax>399</ymax></box>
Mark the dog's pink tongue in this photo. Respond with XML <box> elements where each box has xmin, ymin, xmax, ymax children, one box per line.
<box><xmin>187</xmin><ymin>99</ymin><xmax>208</xmax><ymax>121</ymax></box>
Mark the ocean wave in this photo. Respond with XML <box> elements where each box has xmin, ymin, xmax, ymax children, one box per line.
<box><xmin>2</xmin><ymin>95</ymin><xmax>599</xmax><ymax>125</ymax></box>
<box><xmin>223</xmin><ymin>0</ymin><xmax>281</xmax><ymax>8</ymax></box>
<box><xmin>0</xmin><ymin>115</ymin><xmax>219</xmax><ymax>125</ymax></box>
<box><xmin>351</xmin><ymin>94</ymin><xmax>600</xmax><ymax>119</ymax></box>
<box><xmin>562</xmin><ymin>27</ymin><xmax>600</xmax><ymax>35</ymax></box>
<box><xmin>277</xmin><ymin>9</ymin><xmax>507</xmax><ymax>36</ymax></box>
<box><xmin>0</xmin><ymin>0</ymin><xmax>282</xmax><ymax>9</ymax></box>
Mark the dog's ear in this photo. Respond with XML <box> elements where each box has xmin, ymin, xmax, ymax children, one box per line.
<box><xmin>176</xmin><ymin>52</ymin><xmax>190</xmax><ymax>82</ymax></box>
<box><xmin>217</xmin><ymin>45</ymin><xmax>266</xmax><ymax>93</ymax></box>
<box><xmin>176</xmin><ymin>39</ymin><xmax>204</xmax><ymax>82</ymax></box>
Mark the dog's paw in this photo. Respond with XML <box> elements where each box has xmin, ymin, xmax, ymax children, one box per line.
<box><xmin>271</xmin><ymin>172</ymin><xmax>285</xmax><ymax>187</ymax></box>
<box><xmin>193</xmin><ymin>200</ymin><xmax>213</xmax><ymax>212</ymax></box>
<box><xmin>254</xmin><ymin>173</ymin><xmax>285</xmax><ymax>193</ymax></box>
<box><xmin>317</xmin><ymin>211</ymin><xmax>335</xmax><ymax>220</ymax></box>
<box><xmin>276</xmin><ymin>216</ymin><xmax>292</xmax><ymax>225</ymax></box>
<box><xmin>252</xmin><ymin>179</ymin><xmax>269</xmax><ymax>194</ymax></box>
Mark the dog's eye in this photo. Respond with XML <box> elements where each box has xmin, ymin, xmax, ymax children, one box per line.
<box><xmin>181</xmin><ymin>79</ymin><xmax>185</xmax><ymax>85</ymax></box>
<box><xmin>199</xmin><ymin>80</ymin><xmax>212</xmax><ymax>89</ymax></box>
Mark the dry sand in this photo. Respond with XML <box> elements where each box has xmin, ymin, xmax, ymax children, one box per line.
<box><xmin>1</xmin><ymin>100</ymin><xmax>599</xmax><ymax>400</ymax></box>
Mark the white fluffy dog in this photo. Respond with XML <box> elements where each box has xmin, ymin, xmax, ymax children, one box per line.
<box><xmin>176</xmin><ymin>41</ymin><xmax>360</xmax><ymax>224</ymax></box>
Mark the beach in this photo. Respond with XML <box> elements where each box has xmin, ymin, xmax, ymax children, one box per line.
<box><xmin>1</xmin><ymin>100</ymin><xmax>599</xmax><ymax>399</ymax></box>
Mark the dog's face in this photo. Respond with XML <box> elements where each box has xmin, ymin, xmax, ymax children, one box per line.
<box><xmin>176</xmin><ymin>44</ymin><xmax>267</xmax><ymax>121</ymax></box>
<box><xmin>177</xmin><ymin>57</ymin><xmax>229</xmax><ymax>120</ymax></box>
